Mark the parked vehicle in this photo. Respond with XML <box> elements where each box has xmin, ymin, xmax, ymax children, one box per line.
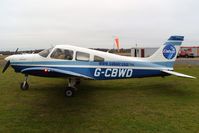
<box><xmin>178</xmin><ymin>49</ymin><xmax>194</xmax><ymax>58</ymax></box>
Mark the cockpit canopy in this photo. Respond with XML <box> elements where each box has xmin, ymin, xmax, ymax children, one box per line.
<box><xmin>50</xmin><ymin>48</ymin><xmax>73</xmax><ymax>60</ymax></box>
<box><xmin>39</xmin><ymin>46</ymin><xmax>105</xmax><ymax>62</ymax></box>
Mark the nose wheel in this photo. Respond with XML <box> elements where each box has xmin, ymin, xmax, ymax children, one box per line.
<box><xmin>20</xmin><ymin>81</ymin><xmax>29</xmax><ymax>90</ymax></box>
<box><xmin>20</xmin><ymin>74</ymin><xmax>29</xmax><ymax>90</ymax></box>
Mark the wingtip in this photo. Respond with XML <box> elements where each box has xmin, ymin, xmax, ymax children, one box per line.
<box><xmin>190</xmin><ymin>76</ymin><xmax>197</xmax><ymax>79</ymax></box>
<box><xmin>162</xmin><ymin>70</ymin><xmax>197</xmax><ymax>79</ymax></box>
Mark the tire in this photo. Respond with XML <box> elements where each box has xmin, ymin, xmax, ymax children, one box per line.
<box><xmin>20</xmin><ymin>82</ymin><xmax>29</xmax><ymax>90</ymax></box>
<box><xmin>65</xmin><ymin>87</ymin><xmax>75</xmax><ymax>97</ymax></box>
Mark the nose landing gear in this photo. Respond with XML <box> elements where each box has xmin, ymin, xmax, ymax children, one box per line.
<box><xmin>20</xmin><ymin>74</ymin><xmax>29</xmax><ymax>90</ymax></box>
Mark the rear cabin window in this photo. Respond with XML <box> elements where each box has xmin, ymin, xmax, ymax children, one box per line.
<box><xmin>76</xmin><ymin>51</ymin><xmax>90</xmax><ymax>61</ymax></box>
<box><xmin>94</xmin><ymin>55</ymin><xmax>104</xmax><ymax>62</ymax></box>
<box><xmin>50</xmin><ymin>48</ymin><xmax>73</xmax><ymax>60</ymax></box>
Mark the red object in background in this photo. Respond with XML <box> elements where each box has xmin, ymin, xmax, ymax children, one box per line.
<box><xmin>188</xmin><ymin>48</ymin><xmax>192</xmax><ymax>52</ymax></box>
<box><xmin>178</xmin><ymin>48</ymin><xmax>194</xmax><ymax>58</ymax></box>
<box><xmin>179</xmin><ymin>50</ymin><xmax>186</xmax><ymax>56</ymax></box>
<box><xmin>114</xmin><ymin>37</ymin><xmax>120</xmax><ymax>51</ymax></box>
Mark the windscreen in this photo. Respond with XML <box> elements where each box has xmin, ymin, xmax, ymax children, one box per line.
<box><xmin>39</xmin><ymin>47</ymin><xmax>53</xmax><ymax>58</ymax></box>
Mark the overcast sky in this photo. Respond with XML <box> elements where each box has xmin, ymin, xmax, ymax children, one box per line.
<box><xmin>0</xmin><ymin>0</ymin><xmax>199</xmax><ymax>50</ymax></box>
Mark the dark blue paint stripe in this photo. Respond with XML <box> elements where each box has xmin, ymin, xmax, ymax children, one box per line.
<box><xmin>11</xmin><ymin>61</ymin><xmax>174</xmax><ymax>68</ymax></box>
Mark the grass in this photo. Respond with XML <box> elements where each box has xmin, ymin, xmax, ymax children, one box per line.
<box><xmin>0</xmin><ymin>64</ymin><xmax>199</xmax><ymax>133</ymax></box>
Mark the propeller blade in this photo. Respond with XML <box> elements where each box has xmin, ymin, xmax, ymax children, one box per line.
<box><xmin>15</xmin><ymin>48</ymin><xmax>19</xmax><ymax>54</ymax></box>
<box><xmin>2</xmin><ymin>60</ymin><xmax>10</xmax><ymax>73</ymax></box>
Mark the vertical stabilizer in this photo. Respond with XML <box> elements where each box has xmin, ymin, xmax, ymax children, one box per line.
<box><xmin>147</xmin><ymin>36</ymin><xmax>184</xmax><ymax>68</ymax></box>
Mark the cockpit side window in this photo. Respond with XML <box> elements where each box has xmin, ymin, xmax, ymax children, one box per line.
<box><xmin>94</xmin><ymin>55</ymin><xmax>104</xmax><ymax>62</ymax></box>
<box><xmin>50</xmin><ymin>48</ymin><xmax>73</xmax><ymax>60</ymax></box>
<box><xmin>39</xmin><ymin>48</ymin><xmax>53</xmax><ymax>58</ymax></box>
<box><xmin>76</xmin><ymin>51</ymin><xmax>90</xmax><ymax>61</ymax></box>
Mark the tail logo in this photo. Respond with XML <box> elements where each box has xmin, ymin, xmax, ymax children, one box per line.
<box><xmin>163</xmin><ymin>44</ymin><xmax>176</xmax><ymax>60</ymax></box>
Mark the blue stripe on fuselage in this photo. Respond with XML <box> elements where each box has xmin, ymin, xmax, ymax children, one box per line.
<box><xmin>11</xmin><ymin>60</ymin><xmax>174</xmax><ymax>68</ymax></box>
<box><xmin>11</xmin><ymin>65</ymin><xmax>165</xmax><ymax>80</ymax></box>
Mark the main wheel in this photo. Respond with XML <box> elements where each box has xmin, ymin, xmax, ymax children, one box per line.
<box><xmin>20</xmin><ymin>82</ymin><xmax>29</xmax><ymax>90</ymax></box>
<box><xmin>65</xmin><ymin>87</ymin><xmax>75</xmax><ymax>97</ymax></box>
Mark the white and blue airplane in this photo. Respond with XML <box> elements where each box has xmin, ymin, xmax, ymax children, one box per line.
<box><xmin>2</xmin><ymin>36</ymin><xmax>196</xmax><ymax>97</ymax></box>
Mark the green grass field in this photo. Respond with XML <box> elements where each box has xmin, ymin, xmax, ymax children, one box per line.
<box><xmin>0</xmin><ymin>64</ymin><xmax>199</xmax><ymax>133</ymax></box>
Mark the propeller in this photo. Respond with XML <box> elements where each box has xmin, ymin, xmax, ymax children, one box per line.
<box><xmin>2</xmin><ymin>48</ymin><xmax>19</xmax><ymax>73</ymax></box>
<box><xmin>2</xmin><ymin>60</ymin><xmax>10</xmax><ymax>73</ymax></box>
<box><xmin>15</xmin><ymin>48</ymin><xmax>19</xmax><ymax>54</ymax></box>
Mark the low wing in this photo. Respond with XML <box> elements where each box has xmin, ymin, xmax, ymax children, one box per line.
<box><xmin>162</xmin><ymin>70</ymin><xmax>196</xmax><ymax>79</ymax></box>
<box><xmin>21</xmin><ymin>67</ymin><xmax>93</xmax><ymax>79</ymax></box>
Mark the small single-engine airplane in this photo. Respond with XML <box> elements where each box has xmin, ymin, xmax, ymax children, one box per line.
<box><xmin>2</xmin><ymin>36</ymin><xmax>196</xmax><ymax>97</ymax></box>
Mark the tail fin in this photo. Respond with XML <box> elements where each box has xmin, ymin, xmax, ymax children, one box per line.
<box><xmin>147</xmin><ymin>36</ymin><xmax>184</xmax><ymax>68</ymax></box>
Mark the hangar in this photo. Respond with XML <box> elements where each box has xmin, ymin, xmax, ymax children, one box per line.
<box><xmin>131</xmin><ymin>47</ymin><xmax>158</xmax><ymax>57</ymax></box>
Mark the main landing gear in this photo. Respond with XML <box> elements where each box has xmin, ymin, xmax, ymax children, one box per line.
<box><xmin>20</xmin><ymin>74</ymin><xmax>29</xmax><ymax>90</ymax></box>
<box><xmin>65</xmin><ymin>78</ymin><xmax>80</xmax><ymax>97</ymax></box>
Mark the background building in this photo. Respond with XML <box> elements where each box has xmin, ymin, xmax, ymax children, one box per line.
<box><xmin>131</xmin><ymin>47</ymin><xmax>158</xmax><ymax>57</ymax></box>
<box><xmin>131</xmin><ymin>46</ymin><xmax>199</xmax><ymax>57</ymax></box>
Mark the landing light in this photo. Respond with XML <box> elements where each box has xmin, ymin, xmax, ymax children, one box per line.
<box><xmin>44</xmin><ymin>69</ymin><xmax>50</xmax><ymax>72</ymax></box>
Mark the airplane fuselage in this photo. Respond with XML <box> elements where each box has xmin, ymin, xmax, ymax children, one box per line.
<box><xmin>6</xmin><ymin>45</ymin><xmax>172</xmax><ymax>80</ymax></box>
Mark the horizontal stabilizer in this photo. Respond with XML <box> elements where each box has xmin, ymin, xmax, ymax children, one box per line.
<box><xmin>162</xmin><ymin>70</ymin><xmax>196</xmax><ymax>79</ymax></box>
